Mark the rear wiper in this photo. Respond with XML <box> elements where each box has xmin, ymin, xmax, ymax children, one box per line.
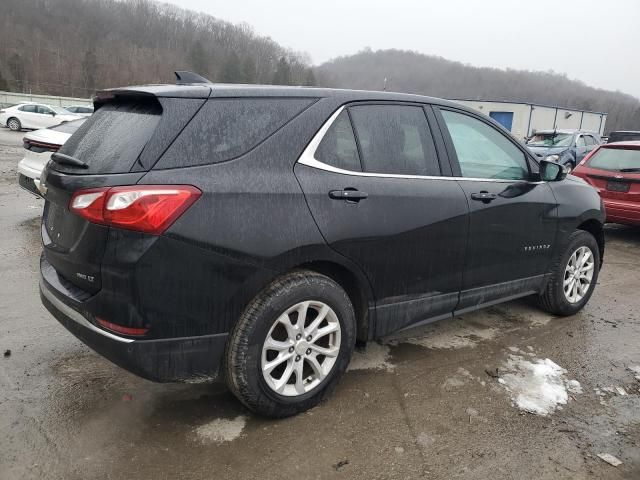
<box><xmin>619</xmin><ymin>168</ymin><xmax>640</xmax><ymax>173</ymax></box>
<box><xmin>51</xmin><ymin>152</ymin><xmax>88</xmax><ymax>169</ymax></box>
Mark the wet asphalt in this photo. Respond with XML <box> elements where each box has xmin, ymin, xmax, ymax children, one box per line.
<box><xmin>0</xmin><ymin>127</ymin><xmax>638</xmax><ymax>479</ymax></box>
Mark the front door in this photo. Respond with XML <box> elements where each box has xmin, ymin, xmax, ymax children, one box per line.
<box><xmin>295</xmin><ymin>103</ymin><xmax>469</xmax><ymax>336</ymax></box>
<box><xmin>437</xmin><ymin>107</ymin><xmax>558</xmax><ymax>312</ymax></box>
<box><xmin>35</xmin><ymin>105</ymin><xmax>59</xmax><ymax>129</ymax></box>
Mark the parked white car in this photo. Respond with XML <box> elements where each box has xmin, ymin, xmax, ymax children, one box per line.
<box><xmin>0</xmin><ymin>103</ymin><xmax>81</xmax><ymax>131</ymax></box>
<box><xmin>18</xmin><ymin>119</ymin><xmax>85</xmax><ymax>196</ymax></box>
<box><xmin>63</xmin><ymin>105</ymin><xmax>94</xmax><ymax>117</ymax></box>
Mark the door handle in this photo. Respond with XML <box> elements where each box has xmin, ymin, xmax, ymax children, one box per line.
<box><xmin>329</xmin><ymin>189</ymin><xmax>368</xmax><ymax>202</ymax></box>
<box><xmin>470</xmin><ymin>191</ymin><xmax>498</xmax><ymax>203</ymax></box>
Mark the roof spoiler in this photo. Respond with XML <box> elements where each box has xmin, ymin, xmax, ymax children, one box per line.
<box><xmin>174</xmin><ymin>71</ymin><xmax>212</xmax><ymax>85</ymax></box>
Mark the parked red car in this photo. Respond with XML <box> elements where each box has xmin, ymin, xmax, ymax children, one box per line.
<box><xmin>573</xmin><ymin>141</ymin><xmax>640</xmax><ymax>226</ymax></box>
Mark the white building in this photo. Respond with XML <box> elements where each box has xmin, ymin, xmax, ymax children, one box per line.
<box><xmin>451</xmin><ymin>99</ymin><xmax>607</xmax><ymax>141</ymax></box>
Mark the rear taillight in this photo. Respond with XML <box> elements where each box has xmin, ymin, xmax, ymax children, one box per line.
<box><xmin>69</xmin><ymin>185</ymin><xmax>201</xmax><ymax>234</ymax></box>
<box><xmin>23</xmin><ymin>138</ymin><xmax>61</xmax><ymax>152</ymax></box>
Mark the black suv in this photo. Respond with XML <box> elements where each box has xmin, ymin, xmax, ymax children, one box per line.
<box><xmin>40</xmin><ymin>74</ymin><xmax>605</xmax><ymax>417</ymax></box>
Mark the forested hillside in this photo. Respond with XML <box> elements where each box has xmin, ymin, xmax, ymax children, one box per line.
<box><xmin>0</xmin><ymin>0</ymin><xmax>315</xmax><ymax>97</ymax></box>
<box><xmin>1</xmin><ymin>1</ymin><xmax>638</xmax><ymax>132</ymax></box>
<box><xmin>316</xmin><ymin>49</ymin><xmax>640</xmax><ymax>132</ymax></box>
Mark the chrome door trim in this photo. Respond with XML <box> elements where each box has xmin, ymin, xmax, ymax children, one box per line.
<box><xmin>297</xmin><ymin>106</ymin><xmax>544</xmax><ymax>184</ymax></box>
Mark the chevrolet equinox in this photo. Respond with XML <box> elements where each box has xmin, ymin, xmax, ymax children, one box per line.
<box><xmin>40</xmin><ymin>72</ymin><xmax>605</xmax><ymax>417</ymax></box>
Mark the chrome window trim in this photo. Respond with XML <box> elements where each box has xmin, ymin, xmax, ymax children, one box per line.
<box><xmin>297</xmin><ymin>105</ymin><xmax>542</xmax><ymax>184</ymax></box>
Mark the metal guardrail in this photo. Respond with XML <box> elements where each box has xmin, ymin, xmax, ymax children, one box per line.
<box><xmin>0</xmin><ymin>91</ymin><xmax>92</xmax><ymax>108</ymax></box>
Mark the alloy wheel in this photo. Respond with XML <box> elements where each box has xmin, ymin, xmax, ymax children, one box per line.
<box><xmin>563</xmin><ymin>246</ymin><xmax>595</xmax><ymax>303</ymax></box>
<box><xmin>261</xmin><ymin>300</ymin><xmax>341</xmax><ymax>397</ymax></box>
<box><xmin>8</xmin><ymin>119</ymin><xmax>20</xmax><ymax>131</ymax></box>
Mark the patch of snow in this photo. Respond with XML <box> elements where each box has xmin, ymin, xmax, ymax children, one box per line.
<box><xmin>347</xmin><ymin>343</ymin><xmax>394</xmax><ymax>371</ymax></box>
<box><xmin>194</xmin><ymin>415</ymin><xmax>246</xmax><ymax>444</ymax></box>
<box><xmin>615</xmin><ymin>386</ymin><xmax>627</xmax><ymax>396</ymax></box>
<box><xmin>567</xmin><ymin>379</ymin><xmax>583</xmax><ymax>394</ymax></box>
<box><xmin>597</xmin><ymin>453</ymin><xmax>622</xmax><ymax>467</ymax></box>
<box><xmin>628</xmin><ymin>365</ymin><xmax>640</xmax><ymax>381</ymax></box>
<box><xmin>498</xmin><ymin>355</ymin><xmax>581</xmax><ymax>416</ymax></box>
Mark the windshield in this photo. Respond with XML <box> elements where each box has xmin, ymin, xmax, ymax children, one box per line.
<box><xmin>588</xmin><ymin>147</ymin><xmax>640</xmax><ymax>171</ymax></box>
<box><xmin>527</xmin><ymin>133</ymin><xmax>573</xmax><ymax>147</ymax></box>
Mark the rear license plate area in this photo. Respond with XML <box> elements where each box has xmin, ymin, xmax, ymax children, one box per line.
<box><xmin>606</xmin><ymin>180</ymin><xmax>630</xmax><ymax>193</ymax></box>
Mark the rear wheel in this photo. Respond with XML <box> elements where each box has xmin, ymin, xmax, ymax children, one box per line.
<box><xmin>539</xmin><ymin>230</ymin><xmax>600</xmax><ymax>316</ymax></box>
<box><xmin>7</xmin><ymin>118</ymin><xmax>21</xmax><ymax>131</ymax></box>
<box><xmin>225</xmin><ymin>270</ymin><xmax>356</xmax><ymax>417</ymax></box>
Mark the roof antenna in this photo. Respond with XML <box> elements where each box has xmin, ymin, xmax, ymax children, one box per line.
<box><xmin>174</xmin><ymin>71</ymin><xmax>212</xmax><ymax>85</ymax></box>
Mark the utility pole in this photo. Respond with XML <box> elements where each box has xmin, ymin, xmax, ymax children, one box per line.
<box><xmin>383</xmin><ymin>77</ymin><xmax>388</xmax><ymax>91</ymax></box>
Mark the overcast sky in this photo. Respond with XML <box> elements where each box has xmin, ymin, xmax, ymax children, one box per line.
<box><xmin>165</xmin><ymin>0</ymin><xmax>640</xmax><ymax>98</ymax></box>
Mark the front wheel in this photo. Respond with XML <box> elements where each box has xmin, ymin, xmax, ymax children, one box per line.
<box><xmin>225</xmin><ymin>270</ymin><xmax>356</xmax><ymax>417</ymax></box>
<box><xmin>539</xmin><ymin>230</ymin><xmax>600</xmax><ymax>316</ymax></box>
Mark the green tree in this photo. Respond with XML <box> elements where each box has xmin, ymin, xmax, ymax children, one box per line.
<box><xmin>272</xmin><ymin>56</ymin><xmax>291</xmax><ymax>85</ymax></box>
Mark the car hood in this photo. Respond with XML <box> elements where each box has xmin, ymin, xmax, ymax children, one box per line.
<box><xmin>526</xmin><ymin>145</ymin><xmax>568</xmax><ymax>157</ymax></box>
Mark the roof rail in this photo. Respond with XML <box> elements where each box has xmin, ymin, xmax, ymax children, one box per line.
<box><xmin>174</xmin><ymin>71</ymin><xmax>212</xmax><ymax>85</ymax></box>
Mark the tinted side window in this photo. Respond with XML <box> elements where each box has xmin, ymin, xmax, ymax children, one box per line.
<box><xmin>585</xmin><ymin>135</ymin><xmax>596</xmax><ymax>146</ymax></box>
<box><xmin>441</xmin><ymin>110</ymin><xmax>529</xmax><ymax>180</ymax></box>
<box><xmin>37</xmin><ymin>105</ymin><xmax>52</xmax><ymax>114</ymax></box>
<box><xmin>157</xmin><ymin>98</ymin><xmax>314</xmax><ymax>168</ymax></box>
<box><xmin>20</xmin><ymin>105</ymin><xmax>36</xmax><ymax>113</ymax></box>
<box><xmin>315</xmin><ymin>110</ymin><xmax>361</xmax><ymax>171</ymax></box>
<box><xmin>576</xmin><ymin>136</ymin><xmax>586</xmax><ymax>147</ymax></box>
<box><xmin>349</xmin><ymin>105</ymin><xmax>440</xmax><ymax>176</ymax></box>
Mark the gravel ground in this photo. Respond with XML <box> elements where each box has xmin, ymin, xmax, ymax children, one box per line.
<box><xmin>0</xmin><ymin>127</ymin><xmax>638</xmax><ymax>479</ymax></box>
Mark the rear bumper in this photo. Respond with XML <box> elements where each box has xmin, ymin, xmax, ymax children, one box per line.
<box><xmin>40</xmin><ymin>277</ymin><xmax>228</xmax><ymax>383</ymax></box>
<box><xmin>603</xmin><ymin>199</ymin><xmax>640</xmax><ymax>226</ymax></box>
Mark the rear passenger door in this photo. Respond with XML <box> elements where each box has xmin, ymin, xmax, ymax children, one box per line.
<box><xmin>436</xmin><ymin>107</ymin><xmax>558</xmax><ymax>312</ymax></box>
<box><xmin>295</xmin><ymin>103</ymin><xmax>469</xmax><ymax>336</ymax></box>
<box><xmin>18</xmin><ymin>104</ymin><xmax>39</xmax><ymax>128</ymax></box>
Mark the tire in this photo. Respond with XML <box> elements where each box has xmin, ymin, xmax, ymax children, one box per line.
<box><xmin>539</xmin><ymin>230</ymin><xmax>600</xmax><ymax>316</ymax></box>
<box><xmin>7</xmin><ymin>117</ymin><xmax>21</xmax><ymax>131</ymax></box>
<box><xmin>565</xmin><ymin>160</ymin><xmax>576</xmax><ymax>173</ymax></box>
<box><xmin>225</xmin><ymin>270</ymin><xmax>356</xmax><ymax>418</ymax></box>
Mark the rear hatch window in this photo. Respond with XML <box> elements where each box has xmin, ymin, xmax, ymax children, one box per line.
<box><xmin>588</xmin><ymin>147</ymin><xmax>640</xmax><ymax>172</ymax></box>
<box><xmin>154</xmin><ymin>98</ymin><xmax>315</xmax><ymax>169</ymax></box>
<box><xmin>55</xmin><ymin>99</ymin><xmax>161</xmax><ymax>174</ymax></box>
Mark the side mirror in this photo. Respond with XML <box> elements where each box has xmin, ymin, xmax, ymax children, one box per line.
<box><xmin>51</xmin><ymin>111</ymin><xmax>56</xmax><ymax>116</ymax></box>
<box><xmin>539</xmin><ymin>159</ymin><xmax>567</xmax><ymax>182</ymax></box>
